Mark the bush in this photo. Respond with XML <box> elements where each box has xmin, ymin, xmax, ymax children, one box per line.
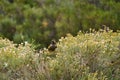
<box><xmin>0</xmin><ymin>30</ymin><xmax>120</xmax><ymax>80</ymax></box>
<box><xmin>46</xmin><ymin>30</ymin><xmax>120</xmax><ymax>80</ymax></box>
<box><xmin>0</xmin><ymin>38</ymin><xmax>40</xmax><ymax>80</ymax></box>
<box><xmin>0</xmin><ymin>0</ymin><xmax>120</xmax><ymax>47</ymax></box>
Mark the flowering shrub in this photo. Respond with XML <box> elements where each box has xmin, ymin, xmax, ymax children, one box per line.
<box><xmin>0</xmin><ymin>30</ymin><xmax>120</xmax><ymax>80</ymax></box>
<box><xmin>0</xmin><ymin>38</ymin><xmax>35</xmax><ymax>80</ymax></box>
<box><xmin>47</xmin><ymin>30</ymin><xmax>120</xmax><ymax>80</ymax></box>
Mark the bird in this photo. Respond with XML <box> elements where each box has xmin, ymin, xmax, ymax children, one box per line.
<box><xmin>101</xmin><ymin>25</ymin><xmax>110</xmax><ymax>32</ymax></box>
<box><xmin>48</xmin><ymin>40</ymin><xmax>57</xmax><ymax>51</ymax></box>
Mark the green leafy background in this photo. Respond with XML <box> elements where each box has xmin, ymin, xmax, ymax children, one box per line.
<box><xmin>0</xmin><ymin>0</ymin><xmax>120</xmax><ymax>47</ymax></box>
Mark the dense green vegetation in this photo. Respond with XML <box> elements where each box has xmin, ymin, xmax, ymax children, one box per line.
<box><xmin>0</xmin><ymin>0</ymin><xmax>120</xmax><ymax>47</ymax></box>
<box><xmin>0</xmin><ymin>30</ymin><xmax>120</xmax><ymax>80</ymax></box>
<box><xmin>0</xmin><ymin>1</ymin><xmax>120</xmax><ymax>79</ymax></box>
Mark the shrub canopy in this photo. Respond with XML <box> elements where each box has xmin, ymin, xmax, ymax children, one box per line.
<box><xmin>0</xmin><ymin>31</ymin><xmax>120</xmax><ymax>80</ymax></box>
<box><xmin>0</xmin><ymin>0</ymin><xmax>120</xmax><ymax>47</ymax></box>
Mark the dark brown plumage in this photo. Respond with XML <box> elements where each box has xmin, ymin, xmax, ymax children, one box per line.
<box><xmin>48</xmin><ymin>40</ymin><xmax>57</xmax><ymax>51</ymax></box>
<box><xmin>8</xmin><ymin>0</ymin><xmax>14</xmax><ymax>3</ymax></box>
<box><xmin>101</xmin><ymin>25</ymin><xmax>110</xmax><ymax>32</ymax></box>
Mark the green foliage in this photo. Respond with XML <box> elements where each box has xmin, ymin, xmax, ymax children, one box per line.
<box><xmin>0</xmin><ymin>31</ymin><xmax>120</xmax><ymax>80</ymax></box>
<box><xmin>0</xmin><ymin>0</ymin><xmax>120</xmax><ymax>47</ymax></box>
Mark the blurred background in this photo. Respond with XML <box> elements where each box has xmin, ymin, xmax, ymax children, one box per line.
<box><xmin>0</xmin><ymin>0</ymin><xmax>120</xmax><ymax>48</ymax></box>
